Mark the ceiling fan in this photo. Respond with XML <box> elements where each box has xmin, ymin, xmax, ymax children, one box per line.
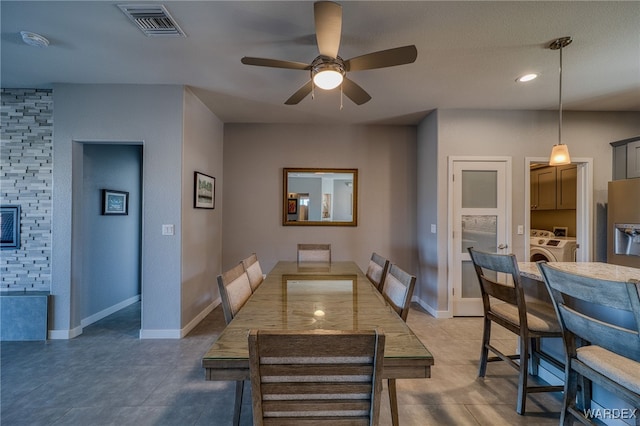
<box><xmin>241</xmin><ymin>1</ymin><xmax>418</xmax><ymax>106</ymax></box>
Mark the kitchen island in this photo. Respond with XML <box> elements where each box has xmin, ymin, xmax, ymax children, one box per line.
<box><xmin>518</xmin><ymin>261</ymin><xmax>640</xmax><ymax>424</ymax></box>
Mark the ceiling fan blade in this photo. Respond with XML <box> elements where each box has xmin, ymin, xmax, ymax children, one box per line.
<box><xmin>345</xmin><ymin>45</ymin><xmax>418</xmax><ymax>71</ymax></box>
<box><xmin>314</xmin><ymin>1</ymin><xmax>342</xmax><ymax>58</ymax></box>
<box><xmin>342</xmin><ymin>77</ymin><xmax>371</xmax><ymax>105</ymax></box>
<box><xmin>285</xmin><ymin>80</ymin><xmax>314</xmax><ymax>105</ymax></box>
<box><xmin>241</xmin><ymin>57</ymin><xmax>310</xmax><ymax>70</ymax></box>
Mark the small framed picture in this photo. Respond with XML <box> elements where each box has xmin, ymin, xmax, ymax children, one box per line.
<box><xmin>1</xmin><ymin>205</ymin><xmax>21</xmax><ymax>250</ymax></box>
<box><xmin>102</xmin><ymin>189</ymin><xmax>129</xmax><ymax>215</ymax></box>
<box><xmin>194</xmin><ymin>172</ymin><xmax>215</xmax><ymax>209</ymax></box>
<box><xmin>553</xmin><ymin>226</ymin><xmax>568</xmax><ymax>237</ymax></box>
<box><xmin>287</xmin><ymin>198</ymin><xmax>298</xmax><ymax>214</ymax></box>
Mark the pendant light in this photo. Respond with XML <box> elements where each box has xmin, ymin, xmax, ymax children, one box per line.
<box><xmin>548</xmin><ymin>36</ymin><xmax>572</xmax><ymax>166</ymax></box>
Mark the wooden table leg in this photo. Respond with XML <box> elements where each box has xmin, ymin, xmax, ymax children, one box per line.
<box><xmin>389</xmin><ymin>378</ymin><xmax>399</xmax><ymax>426</ymax></box>
<box><xmin>233</xmin><ymin>380</ymin><xmax>244</xmax><ymax>426</ymax></box>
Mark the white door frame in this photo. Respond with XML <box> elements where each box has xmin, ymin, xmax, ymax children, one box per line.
<box><xmin>447</xmin><ymin>156</ymin><xmax>512</xmax><ymax>315</ymax></box>
<box><xmin>524</xmin><ymin>157</ymin><xmax>593</xmax><ymax>261</ymax></box>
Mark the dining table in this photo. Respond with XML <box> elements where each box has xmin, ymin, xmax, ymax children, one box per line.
<box><xmin>202</xmin><ymin>260</ymin><xmax>434</xmax><ymax>425</ymax></box>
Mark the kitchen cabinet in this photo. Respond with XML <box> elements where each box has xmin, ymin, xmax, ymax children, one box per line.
<box><xmin>531</xmin><ymin>165</ymin><xmax>576</xmax><ymax>210</ymax></box>
<box><xmin>531</xmin><ymin>167</ymin><xmax>557</xmax><ymax>210</ymax></box>
<box><xmin>556</xmin><ymin>164</ymin><xmax>577</xmax><ymax>209</ymax></box>
<box><xmin>611</xmin><ymin>136</ymin><xmax>640</xmax><ymax>180</ymax></box>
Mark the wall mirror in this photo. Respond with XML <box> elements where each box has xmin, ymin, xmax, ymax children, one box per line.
<box><xmin>283</xmin><ymin>168</ymin><xmax>357</xmax><ymax>226</ymax></box>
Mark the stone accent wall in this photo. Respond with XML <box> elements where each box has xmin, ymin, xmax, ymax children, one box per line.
<box><xmin>0</xmin><ymin>89</ymin><xmax>52</xmax><ymax>291</ymax></box>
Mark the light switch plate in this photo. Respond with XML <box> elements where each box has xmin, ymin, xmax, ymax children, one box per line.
<box><xmin>517</xmin><ymin>225</ymin><xmax>524</xmax><ymax>235</ymax></box>
<box><xmin>162</xmin><ymin>224</ymin><xmax>174</xmax><ymax>236</ymax></box>
<box><xmin>430</xmin><ymin>224</ymin><xmax>437</xmax><ymax>234</ymax></box>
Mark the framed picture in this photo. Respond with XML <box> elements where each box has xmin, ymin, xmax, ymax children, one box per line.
<box><xmin>287</xmin><ymin>198</ymin><xmax>297</xmax><ymax>214</ymax></box>
<box><xmin>102</xmin><ymin>189</ymin><xmax>129</xmax><ymax>215</ymax></box>
<box><xmin>1</xmin><ymin>205</ymin><xmax>21</xmax><ymax>250</ymax></box>
<box><xmin>553</xmin><ymin>226</ymin><xmax>568</xmax><ymax>237</ymax></box>
<box><xmin>194</xmin><ymin>172</ymin><xmax>215</xmax><ymax>209</ymax></box>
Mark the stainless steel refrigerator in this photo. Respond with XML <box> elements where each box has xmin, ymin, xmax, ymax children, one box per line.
<box><xmin>607</xmin><ymin>178</ymin><xmax>640</xmax><ymax>268</ymax></box>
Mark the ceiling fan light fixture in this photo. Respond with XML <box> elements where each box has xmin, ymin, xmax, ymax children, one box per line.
<box><xmin>311</xmin><ymin>56</ymin><xmax>345</xmax><ymax>90</ymax></box>
<box><xmin>313</xmin><ymin>69</ymin><xmax>344</xmax><ymax>90</ymax></box>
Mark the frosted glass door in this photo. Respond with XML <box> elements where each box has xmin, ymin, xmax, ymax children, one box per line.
<box><xmin>451</xmin><ymin>160</ymin><xmax>509</xmax><ymax>316</ymax></box>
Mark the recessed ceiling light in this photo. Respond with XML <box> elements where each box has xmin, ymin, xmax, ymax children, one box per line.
<box><xmin>20</xmin><ymin>31</ymin><xmax>49</xmax><ymax>47</ymax></box>
<box><xmin>516</xmin><ymin>73</ymin><xmax>538</xmax><ymax>83</ymax></box>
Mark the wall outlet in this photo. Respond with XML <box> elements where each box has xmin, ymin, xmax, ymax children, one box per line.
<box><xmin>162</xmin><ymin>224</ymin><xmax>174</xmax><ymax>236</ymax></box>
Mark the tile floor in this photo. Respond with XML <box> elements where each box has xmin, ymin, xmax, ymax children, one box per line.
<box><xmin>1</xmin><ymin>302</ymin><xmax>562</xmax><ymax>425</ymax></box>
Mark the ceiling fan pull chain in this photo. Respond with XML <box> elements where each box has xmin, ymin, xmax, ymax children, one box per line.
<box><xmin>340</xmin><ymin>84</ymin><xmax>344</xmax><ymax>110</ymax></box>
<box><xmin>311</xmin><ymin>81</ymin><xmax>315</xmax><ymax>100</ymax></box>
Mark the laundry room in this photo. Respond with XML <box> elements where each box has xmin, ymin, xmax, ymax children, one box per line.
<box><xmin>529</xmin><ymin>163</ymin><xmax>577</xmax><ymax>262</ymax></box>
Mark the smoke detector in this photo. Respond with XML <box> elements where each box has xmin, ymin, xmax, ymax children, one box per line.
<box><xmin>118</xmin><ymin>4</ymin><xmax>186</xmax><ymax>37</ymax></box>
<box><xmin>20</xmin><ymin>31</ymin><xmax>49</xmax><ymax>47</ymax></box>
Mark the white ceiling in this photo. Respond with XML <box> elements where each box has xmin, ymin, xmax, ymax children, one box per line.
<box><xmin>2</xmin><ymin>1</ymin><xmax>639</xmax><ymax>125</ymax></box>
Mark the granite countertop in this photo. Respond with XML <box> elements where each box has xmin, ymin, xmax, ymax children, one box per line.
<box><xmin>518</xmin><ymin>261</ymin><xmax>640</xmax><ymax>282</ymax></box>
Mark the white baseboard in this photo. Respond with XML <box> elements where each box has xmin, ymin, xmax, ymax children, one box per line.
<box><xmin>139</xmin><ymin>297</ymin><xmax>221</xmax><ymax>340</ymax></box>
<box><xmin>179</xmin><ymin>298</ymin><xmax>220</xmax><ymax>338</ymax></box>
<box><xmin>48</xmin><ymin>326</ymin><xmax>83</xmax><ymax>340</ymax></box>
<box><xmin>49</xmin><ymin>295</ymin><xmax>141</xmax><ymax>339</ymax></box>
<box><xmin>81</xmin><ymin>295</ymin><xmax>140</xmax><ymax>328</ymax></box>
<box><xmin>412</xmin><ymin>296</ymin><xmax>453</xmax><ymax>319</ymax></box>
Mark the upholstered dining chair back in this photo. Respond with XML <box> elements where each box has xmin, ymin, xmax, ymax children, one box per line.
<box><xmin>380</xmin><ymin>264</ymin><xmax>416</xmax><ymax>322</ymax></box>
<box><xmin>248</xmin><ymin>329</ymin><xmax>385</xmax><ymax>426</ymax></box>
<box><xmin>217</xmin><ymin>263</ymin><xmax>252</xmax><ymax>325</ymax></box>
<box><xmin>297</xmin><ymin>243</ymin><xmax>331</xmax><ymax>263</ymax></box>
<box><xmin>537</xmin><ymin>262</ymin><xmax>640</xmax><ymax>425</ymax></box>
<box><xmin>241</xmin><ymin>253</ymin><xmax>264</xmax><ymax>292</ymax></box>
<box><xmin>467</xmin><ymin>248</ymin><xmax>563</xmax><ymax>415</ymax></box>
<box><xmin>366</xmin><ymin>252</ymin><xmax>390</xmax><ymax>292</ymax></box>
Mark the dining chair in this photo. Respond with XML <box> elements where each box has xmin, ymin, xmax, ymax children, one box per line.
<box><xmin>379</xmin><ymin>263</ymin><xmax>416</xmax><ymax>426</ymax></box>
<box><xmin>248</xmin><ymin>328</ymin><xmax>385</xmax><ymax>426</ymax></box>
<box><xmin>216</xmin><ymin>262</ymin><xmax>253</xmax><ymax>426</ymax></box>
<box><xmin>366</xmin><ymin>252</ymin><xmax>390</xmax><ymax>292</ymax></box>
<box><xmin>467</xmin><ymin>248</ymin><xmax>564</xmax><ymax>415</ymax></box>
<box><xmin>537</xmin><ymin>261</ymin><xmax>640</xmax><ymax>426</ymax></box>
<box><xmin>241</xmin><ymin>253</ymin><xmax>264</xmax><ymax>292</ymax></box>
<box><xmin>297</xmin><ymin>243</ymin><xmax>331</xmax><ymax>262</ymax></box>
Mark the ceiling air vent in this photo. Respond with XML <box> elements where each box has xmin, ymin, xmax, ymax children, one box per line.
<box><xmin>118</xmin><ymin>4</ymin><xmax>186</xmax><ymax>37</ymax></box>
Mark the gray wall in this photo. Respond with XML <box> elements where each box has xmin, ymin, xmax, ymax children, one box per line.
<box><xmin>417</xmin><ymin>109</ymin><xmax>640</xmax><ymax>315</ymax></box>
<box><xmin>222</xmin><ymin>124</ymin><xmax>417</xmax><ymax>276</ymax></box>
<box><xmin>52</xmin><ymin>84</ymin><xmax>223</xmax><ymax>338</ymax></box>
<box><xmin>181</xmin><ymin>88</ymin><xmax>224</xmax><ymax>329</ymax></box>
<box><xmin>81</xmin><ymin>144</ymin><xmax>141</xmax><ymax>320</ymax></box>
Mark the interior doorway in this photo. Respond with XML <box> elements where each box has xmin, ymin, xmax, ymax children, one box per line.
<box><xmin>525</xmin><ymin>157</ymin><xmax>593</xmax><ymax>262</ymax></box>
<box><xmin>72</xmin><ymin>141</ymin><xmax>143</xmax><ymax>337</ymax></box>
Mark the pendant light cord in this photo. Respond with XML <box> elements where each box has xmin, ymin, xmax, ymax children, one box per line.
<box><xmin>558</xmin><ymin>43</ymin><xmax>563</xmax><ymax>146</ymax></box>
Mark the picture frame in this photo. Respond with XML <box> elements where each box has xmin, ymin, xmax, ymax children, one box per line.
<box><xmin>553</xmin><ymin>226</ymin><xmax>568</xmax><ymax>237</ymax></box>
<box><xmin>194</xmin><ymin>172</ymin><xmax>215</xmax><ymax>209</ymax></box>
<box><xmin>287</xmin><ymin>198</ymin><xmax>297</xmax><ymax>214</ymax></box>
<box><xmin>1</xmin><ymin>205</ymin><xmax>21</xmax><ymax>250</ymax></box>
<box><xmin>102</xmin><ymin>189</ymin><xmax>129</xmax><ymax>215</ymax></box>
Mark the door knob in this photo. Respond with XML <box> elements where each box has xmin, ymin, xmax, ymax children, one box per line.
<box><xmin>497</xmin><ymin>244</ymin><xmax>508</xmax><ymax>250</ymax></box>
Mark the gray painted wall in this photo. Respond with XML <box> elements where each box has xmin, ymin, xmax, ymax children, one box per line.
<box><xmin>181</xmin><ymin>88</ymin><xmax>224</xmax><ymax>328</ymax></box>
<box><xmin>52</xmin><ymin>84</ymin><xmax>199</xmax><ymax>337</ymax></box>
<box><xmin>417</xmin><ymin>109</ymin><xmax>640</xmax><ymax>314</ymax></box>
<box><xmin>222</xmin><ymin>123</ymin><xmax>417</xmax><ymax>277</ymax></box>
<box><xmin>81</xmin><ymin>144</ymin><xmax>141</xmax><ymax>320</ymax></box>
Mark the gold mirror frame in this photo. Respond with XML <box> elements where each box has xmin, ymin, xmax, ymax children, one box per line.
<box><xmin>283</xmin><ymin>168</ymin><xmax>358</xmax><ymax>226</ymax></box>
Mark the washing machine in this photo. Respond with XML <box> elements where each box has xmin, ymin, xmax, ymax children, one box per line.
<box><xmin>530</xmin><ymin>229</ymin><xmax>577</xmax><ymax>262</ymax></box>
